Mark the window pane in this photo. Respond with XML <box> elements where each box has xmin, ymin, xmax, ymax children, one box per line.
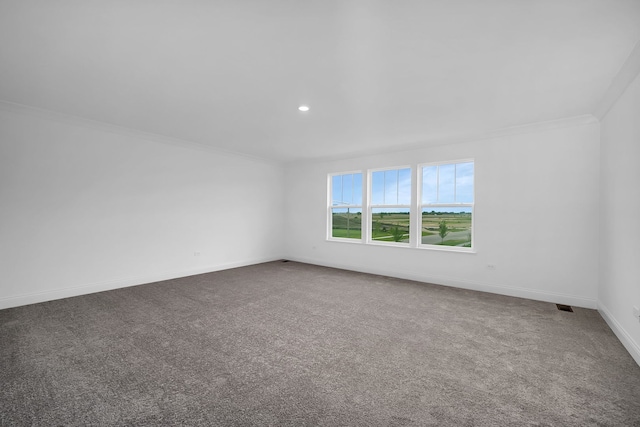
<box><xmin>455</xmin><ymin>162</ymin><xmax>474</xmax><ymax>203</ymax></box>
<box><xmin>372</xmin><ymin>168</ymin><xmax>411</xmax><ymax>205</ymax></box>
<box><xmin>332</xmin><ymin>208</ymin><xmax>362</xmax><ymax>239</ymax></box>
<box><xmin>331</xmin><ymin>175</ymin><xmax>342</xmax><ymax>206</ymax></box>
<box><xmin>398</xmin><ymin>168</ymin><xmax>411</xmax><ymax>204</ymax></box>
<box><xmin>371</xmin><ymin>171</ymin><xmax>385</xmax><ymax>205</ymax></box>
<box><xmin>384</xmin><ymin>170</ymin><xmax>398</xmax><ymax>204</ymax></box>
<box><xmin>371</xmin><ymin>208</ymin><xmax>410</xmax><ymax>244</ymax></box>
<box><xmin>342</xmin><ymin>173</ymin><xmax>353</xmax><ymax>205</ymax></box>
<box><xmin>438</xmin><ymin>164</ymin><xmax>455</xmax><ymax>203</ymax></box>
<box><xmin>422</xmin><ymin>166</ymin><xmax>437</xmax><ymax>203</ymax></box>
<box><xmin>421</xmin><ymin>207</ymin><xmax>472</xmax><ymax>247</ymax></box>
<box><xmin>332</xmin><ymin>173</ymin><xmax>363</xmax><ymax>205</ymax></box>
<box><xmin>352</xmin><ymin>173</ymin><xmax>363</xmax><ymax>205</ymax></box>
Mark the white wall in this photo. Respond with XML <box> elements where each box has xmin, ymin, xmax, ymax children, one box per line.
<box><xmin>285</xmin><ymin>119</ymin><xmax>601</xmax><ymax>308</ymax></box>
<box><xmin>598</xmin><ymin>71</ymin><xmax>640</xmax><ymax>366</ymax></box>
<box><xmin>0</xmin><ymin>104</ymin><xmax>285</xmax><ymax>309</ymax></box>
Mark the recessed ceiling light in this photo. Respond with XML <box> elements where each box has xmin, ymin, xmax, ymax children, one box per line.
<box><xmin>298</xmin><ymin>105</ymin><xmax>309</xmax><ymax>112</ymax></box>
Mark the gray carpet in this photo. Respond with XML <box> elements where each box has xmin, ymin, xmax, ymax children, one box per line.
<box><xmin>1</xmin><ymin>261</ymin><xmax>639</xmax><ymax>426</ymax></box>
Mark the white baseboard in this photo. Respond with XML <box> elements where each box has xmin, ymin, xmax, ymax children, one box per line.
<box><xmin>285</xmin><ymin>256</ymin><xmax>598</xmax><ymax>309</ymax></box>
<box><xmin>0</xmin><ymin>256</ymin><xmax>282</xmax><ymax>310</ymax></box>
<box><xmin>598</xmin><ymin>304</ymin><xmax>640</xmax><ymax>367</ymax></box>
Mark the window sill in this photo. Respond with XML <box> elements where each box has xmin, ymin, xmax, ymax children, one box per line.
<box><xmin>417</xmin><ymin>245</ymin><xmax>476</xmax><ymax>254</ymax></box>
<box><xmin>326</xmin><ymin>238</ymin><xmax>477</xmax><ymax>253</ymax></box>
<box><xmin>326</xmin><ymin>237</ymin><xmax>364</xmax><ymax>244</ymax></box>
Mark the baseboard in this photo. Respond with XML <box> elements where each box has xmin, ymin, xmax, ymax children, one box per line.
<box><xmin>598</xmin><ymin>304</ymin><xmax>640</xmax><ymax>367</ymax></box>
<box><xmin>285</xmin><ymin>256</ymin><xmax>598</xmax><ymax>309</ymax></box>
<box><xmin>0</xmin><ymin>256</ymin><xmax>283</xmax><ymax>310</ymax></box>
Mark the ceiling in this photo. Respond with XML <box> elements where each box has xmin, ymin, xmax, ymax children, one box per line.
<box><xmin>1</xmin><ymin>1</ymin><xmax>639</xmax><ymax>163</ymax></box>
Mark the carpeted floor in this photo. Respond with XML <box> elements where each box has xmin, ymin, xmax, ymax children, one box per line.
<box><xmin>1</xmin><ymin>261</ymin><xmax>639</xmax><ymax>426</ymax></box>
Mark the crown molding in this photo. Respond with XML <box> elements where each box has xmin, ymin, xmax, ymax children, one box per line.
<box><xmin>296</xmin><ymin>114</ymin><xmax>599</xmax><ymax>165</ymax></box>
<box><xmin>594</xmin><ymin>40</ymin><xmax>640</xmax><ymax>120</ymax></box>
<box><xmin>0</xmin><ymin>99</ymin><xmax>601</xmax><ymax>168</ymax></box>
<box><xmin>0</xmin><ymin>100</ymin><xmax>281</xmax><ymax>166</ymax></box>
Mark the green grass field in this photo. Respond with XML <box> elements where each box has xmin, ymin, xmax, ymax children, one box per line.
<box><xmin>371</xmin><ymin>212</ymin><xmax>410</xmax><ymax>243</ymax></box>
<box><xmin>331</xmin><ymin>212</ymin><xmax>362</xmax><ymax>239</ymax></box>
<box><xmin>331</xmin><ymin>228</ymin><xmax>362</xmax><ymax>239</ymax></box>
<box><xmin>332</xmin><ymin>211</ymin><xmax>472</xmax><ymax>246</ymax></box>
<box><xmin>423</xmin><ymin>212</ymin><xmax>471</xmax><ymax>246</ymax></box>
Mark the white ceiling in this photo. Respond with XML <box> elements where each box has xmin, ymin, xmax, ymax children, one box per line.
<box><xmin>1</xmin><ymin>1</ymin><xmax>639</xmax><ymax>163</ymax></box>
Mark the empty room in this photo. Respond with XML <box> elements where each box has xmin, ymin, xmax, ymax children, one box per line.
<box><xmin>1</xmin><ymin>1</ymin><xmax>640</xmax><ymax>425</ymax></box>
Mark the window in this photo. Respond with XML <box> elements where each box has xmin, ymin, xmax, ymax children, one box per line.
<box><xmin>329</xmin><ymin>172</ymin><xmax>363</xmax><ymax>240</ymax></box>
<box><xmin>370</xmin><ymin>167</ymin><xmax>411</xmax><ymax>244</ymax></box>
<box><xmin>419</xmin><ymin>160</ymin><xmax>474</xmax><ymax>249</ymax></box>
<box><xmin>328</xmin><ymin>159</ymin><xmax>474</xmax><ymax>251</ymax></box>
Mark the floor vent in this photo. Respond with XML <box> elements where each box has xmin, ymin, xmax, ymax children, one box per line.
<box><xmin>556</xmin><ymin>304</ymin><xmax>574</xmax><ymax>312</ymax></box>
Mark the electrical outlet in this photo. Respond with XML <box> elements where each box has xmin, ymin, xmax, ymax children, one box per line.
<box><xmin>633</xmin><ymin>306</ymin><xmax>640</xmax><ymax>320</ymax></box>
<box><xmin>486</xmin><ymin>264</ymin><xmax>496</xmax><ymax>270</ymax></box>
<box><xmin>194</xmin><ymin>251</ymin><xmax>201</xmax><ymax>257</ymax></box>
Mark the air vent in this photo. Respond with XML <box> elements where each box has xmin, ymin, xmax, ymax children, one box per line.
<box><xmin>556</xmin><ymin>304</ymin><xmax>573</xmax><ymax>312</ymax></box>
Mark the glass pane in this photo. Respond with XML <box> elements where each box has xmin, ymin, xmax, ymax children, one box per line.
<box><xmin>331</xmin><ymin>208</ymin><xmax>362</xmax><ymax>239</ymax></box>
<box><xmin>371</xmin><ymin>207</ymin><xmax>410</xmax><ymax>244</ymax></box>
<box><xmin>422</xmin><ymin>166</ymin><xmax>437</xmax><ymax>203</ymax></box>
<box><xmin>342</xmin><ymin>174</ymin><xmax>353</xmax><ymax>205</ymax></box>
<box><xmin>421</xmin><ymin>207</ymin><xmax>472</xmax><ymax>247</ymax></box>
<box><xmin>332</xmin><ymin>173</ymin><xmax>363</xmax><ymax>205</ymax></box>
<box><xmin>371</xmin><ymin>171</ymin><xmax>385</xmax><ymax>205</ymax></box>
<box><xmin>352</xmin><ymin>173</ymin><xmax>363</xmax><ymax>205</ymax></box>
<box><xmin>438</xmin><ymin>164</ymin><xmax>455</xmax><ymax>203</ymax></box>
<box><xmin>398</xmin><ymin>168</ymin><xmax>411</xmax><ymax>205</ymax></box>
<box><xmin>331</xmin><ymin>175</ymin><xmax>342</xmax><ymax>206</ymax></box>
<box><xmin>455</xmin><ymin>162</ymin><xmax>474</xmax><ymax>203</ymax></box>
<box><xmin>384</xmin><ymin>170</ymin><xmax>398</xmax><ymax>204</ymax></box>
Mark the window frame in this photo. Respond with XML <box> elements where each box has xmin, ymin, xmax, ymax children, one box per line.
<box><xmin>417</xmin><ymin>159</ymin><xmax>475</xmax><ymax>252</ymax></box>
<box><xmin>326</xmin><ymin>159</ymin><xmax>475</xmax><ymax>254</ymax></box>
<box><xmin>367</xmin><ymin>166</ymin><xmax>412</xmax><ymax>247</ymax></box>
<box><xmin>327</xmin><ymin>171</ymin><xmax>364</xmax><ymax>243</ymax></box>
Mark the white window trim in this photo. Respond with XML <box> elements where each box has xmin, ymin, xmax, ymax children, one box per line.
<box><xmin>367</xmin><ymin>166</ymin><xmax>412</xmax><ymax>246</ymax></box>
<box><xmin>327</xmin><ymin>171</ymin><xmax>364</xmax><ymax>242</ymax></box>
<box><xmin>326</xmin><ymin>160</ymin><xmax>475</xmax><ymax>254</ymax></box>
<box><xmin>416</xmin><ymin>159</ymin><xmax>475</xmax><ymax>252</ymax></box>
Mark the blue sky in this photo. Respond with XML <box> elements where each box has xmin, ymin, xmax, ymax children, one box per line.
<box><xmin>331</xmin><ymin>173</ymin><xmax>362</xmax><ymax>205</ymax></box>
<box><xmin>422</xmin><ymin>162</ymin><xmax>474</xmax><ymax>204</ymax></box>
<box><xmin>371</xmin><ymin>168</ymin><xmax>411</xmax><ymax>205</ymax></box>
<box><xmin>332</xmin><ymin>162</ymin><xmax>473</xmax><ymax>207</ymax></box>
